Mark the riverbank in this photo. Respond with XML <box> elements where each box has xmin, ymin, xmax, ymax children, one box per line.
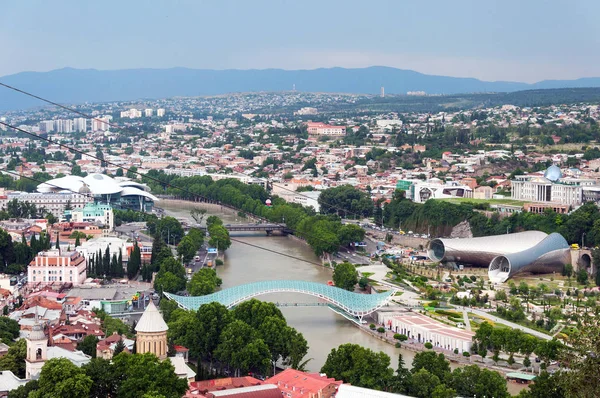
<box><xmin>354</xmin><ymin>315</ymin><xmax>533</xmax><ymax>380</ymax></box>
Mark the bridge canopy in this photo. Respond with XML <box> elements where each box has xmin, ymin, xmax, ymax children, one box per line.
<box><xmin>164</xmin><ymin>280</ymin><xmax>395</xmax><ymax>317</ymax></box>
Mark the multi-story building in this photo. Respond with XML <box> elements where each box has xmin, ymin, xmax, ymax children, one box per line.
<box><xmin>410</xmin><ymin>180</ymin><xmax>473</xmax><ymax>203</ymax></box>
<box><xmin>144</xmin><ymin>109</ymin><xmax>153</xmax><ymax>117</ymax></box>
<box><xmin>38</xmin><ymin>120</ymin><xmax>55</xmax><ymax>133</ymax></box>
<box><xmin>511</xmin><ymin>165</ymin><xmax>597</xmax><ymax>207</ymax></box>
<box><xmin>156</xmin><ymin>108</ymin><xmax>165</xmax><ymax>117</ymax></box>
<box><xmin>73</xmin><ymin>118</ymin><xmax>87</xmax><ymax>132</ymax></box>
<box><xmin>91</xmin><ymin>116</ymin><xmax>111</xmax><ymax>132</ymax></box>
<box><xmin>28</xmin><ymin>249</ymin><xmax>87</xmax><ymax>286</ymax></box>
<box><xmin>65</xmin><ymin>202</ymin><xmax>114</xmax><ymax>230</ymax></box>
<box><xmin>7</xmin><ymin>192</ymin><xmax>91</xmax><ymax>218</ymax></box>
<box><xmin>305</xmin><ymin>122</ymin><xmax>346</xmax><ymax>136</ymax></box>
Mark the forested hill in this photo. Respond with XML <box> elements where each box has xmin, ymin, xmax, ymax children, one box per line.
<box><xmin>310</xmin><ymin>88</ymin><xmax>600</xmax><ymax>116</ymax></box>
<box><xmin>1</xmin><ymin>66</ymin><xmax>600</xmax><ymax>111</ymax></box>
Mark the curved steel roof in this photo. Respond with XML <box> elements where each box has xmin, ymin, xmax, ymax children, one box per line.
<box><xmin>37</xmin><ymin>174</ymin><xmax>156</xmax><ymax>202</ymax></box>
<box><xmin>120</xmin><ymin>186</ymin><xmax>159</xmax><ymax>201</ymax></box>
<box><xmin>489</xmin><ymin>232</ymin><xmax>570</xmax><ymax>283</ymax></box>
<box><xmin>83</xmin><ymin>173</ymin><xmax>123</xmax><ymax>195</ymax></box>
<box><xmin>37</xmin><ymin>175</ymin><xmax>85</xmax><ymax>193</ymax></box>
<box><xmin>164</xmin><ymin>280</ymin><xmax>396</xmax><ymax>317</ymax></box>
<box><xmin>428</xmin><ymin>231</ymin><xmax>548</xmax><ymax>266</ymax></box>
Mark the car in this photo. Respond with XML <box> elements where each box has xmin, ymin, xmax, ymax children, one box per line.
<box><xmin>408</xmin><ymin>231</ymin><xmax>414</xmax><ymax>235</ymax></box>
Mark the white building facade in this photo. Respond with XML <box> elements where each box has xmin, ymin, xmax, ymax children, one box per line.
<box><xmin>28</xmin><ymin>249</ymin><xmax>87</xmax><ymax>286</ymax></box>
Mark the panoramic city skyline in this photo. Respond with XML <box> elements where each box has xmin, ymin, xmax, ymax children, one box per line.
<box><xmin>1</xmin><ymin>0</ymin><xmax>599</xmax><ymax>82</ymax></box>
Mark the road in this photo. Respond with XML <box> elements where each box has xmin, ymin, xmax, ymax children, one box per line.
<box><xmin>115</xmin><ymin>223</ymin><xmax>153</xmax><ymax>243</ymax></box>
<box><xmin>457</xmin><ymin>306</ymin><xmax>553</xmax><ymax>341</ymax></box>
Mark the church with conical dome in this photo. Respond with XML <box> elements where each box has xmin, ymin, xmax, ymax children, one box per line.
<box><xmin>135</xmin><ymin>301</ymin><xmax>168</xmax><ymax>360</ymax></box>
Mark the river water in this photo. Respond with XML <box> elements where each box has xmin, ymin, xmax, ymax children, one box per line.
<box><xmin>161</xmin><ymin>200</ymin><xmax>525</xmax><ymax>395</ymax></box>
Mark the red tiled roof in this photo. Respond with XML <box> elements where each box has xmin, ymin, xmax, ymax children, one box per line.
<box><xmin>266</xmin><ymin>369</ymin><xmax>342</xmax><ymax>398</ymax></box>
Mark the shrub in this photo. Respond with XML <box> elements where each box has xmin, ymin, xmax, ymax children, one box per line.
<box><xmin>470</xmin><ymin>275</ymin><xmax>477</xmax><ymax>282</ymax></box>
<box><xmin>395</xmin><ymin>342</ymin><xmax>401</xmax><ymax>348</ymax></box>
<box><xmin>463</xmin><ymin>352</ymin><xmax>470</xmax><ymax>357</ymax></box>
<box><xmin>424</xmin><ymin>342</ymin><xmax>433</xmax><ymax>349</ymax></box>
<box><xmin>377</xmin><ymin>327</ymin><xmax>385</xmax><ymax>333</ymax></box>
<box><xmin>369</xmin><ymin>324</ymin><xmax>376</xmax><ymax>330</ymax></box>
<box><xmin>454</xmin><ymin>348</ymin><xmax>459</xmax><ymax>354</ymax></box>
<box><xmin>394</xmin><ymin>334</ymin><xmax>408</xmax><ymax>341</ymax></box>
<box><xmin>215</xmin><ymin>259</ymin><xmax>224</xmax><ymax>266</ymax></box>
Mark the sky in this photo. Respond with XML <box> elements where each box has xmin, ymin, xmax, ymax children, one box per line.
<box><xmin>1</xmin><ymin>0</ymin><xmax>599</xmax><ymax>82</ymax></box>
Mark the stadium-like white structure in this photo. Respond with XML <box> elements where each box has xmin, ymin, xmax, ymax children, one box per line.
<box><xmin>37</xmin><ymin>173</ymin><xmax>158</xmax><ymax>212</ymax></box>
<box><xmin>428</xmin><ymin>231</ymin><xmax>571</xmax><ymax>283</ymax></box>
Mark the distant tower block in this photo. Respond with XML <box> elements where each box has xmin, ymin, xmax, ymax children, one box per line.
<box><xmin>380</xmin><ymin>86</ymin><xmax>385</xmax><ymax>98</ymax></box>
<box><xmin>293</xmin><ymin>84</ymin><xmax>296</xmax><ymax>92</ymax></box>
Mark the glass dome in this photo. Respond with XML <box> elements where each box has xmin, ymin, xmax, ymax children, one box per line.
<box><xmin>544</xmin><ymin>165</ymin><xmax>562</xmax><ymax>182</ymax></box>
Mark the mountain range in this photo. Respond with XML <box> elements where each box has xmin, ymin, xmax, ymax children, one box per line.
<box><xmin>1</xmin><ymin>66</ymin><xmax>600</xmax><ymax>111</ymax></box>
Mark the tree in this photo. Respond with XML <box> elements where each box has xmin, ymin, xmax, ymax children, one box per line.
<box><xmin>83</xmin><ymin>358</ymin><xmax>119</xmax><ymax>398</ymax></box>
<box><xmin>358</xmin><ymin>276</ymin><xmax>369</xmax><ymax>290</ymax></box>
<box><xmin>113</xmin><ymin>339</ymin><xmax>126</xmax><ymax>356</ymax></box>
<box><xmin>127</xmin><ymin>243</ymin><xmax>141</xmax><ymax>279</ymax></box>
<box><xmin>232</xmin><ymin>299</ymin><xmax>284</xmax><ymax>329</ymax></box>
<box><xmin>154</xmin><ymin>257</ymin><xmax>186</xmax><ymax>294</ymax></box>
<box><xmin>451</xmin><ymin>365</ymin><xmax>510</xmax><ymax>398</ymax></box>
<box><xmin>190</xmin><ymin>208</ymin><xmax>207</xmax><ymax>224</ymax></box>
<box><xmin>320</xmin><ymin>343</ymin><xmax>394</xmax><ymax>390</ymax></box>
<box><xmin>208</xmin><ymin>224</ymin><xmax>231</xmax><ymax>252</ymax></box>
<box><xmin>7</xmin><ymin>380</ymin><xmax>39</xmax><ymax>398</ymax></box>
<box><xmin>177</xmin><ymin>235</ymin><xmax>198</xmax><ymax>263</ymax></box>
<box><xmin>577</xmin><ymin>269</ymin><xmax>589</xmax><ymax>285</ymax></box>
<box><xmin>557</xmin><ymin>313</ymin><xmax>600</xmax><ymax>397</ymax></box>
<box><xmin>411</xmin><ymin>351</ymin><xmax>451</xmax><ymax>381</ymax></box>
<box><xmin>126</xmin><ymin>166</ymin><xmax>138</xmax><ymax>180</ymax></box>
<box><xmin>29</xmin><ymin>358</ymin><xmax>92</xmax><ymax>398</ymax></box>
<box><xmin>194</xmin><ymin>302</ymin><xmax>232</xmax><ymax>363</ymax></box>
<box><xmin>394</xmin><ymin>353</ymin><xmax>412</xmax><ymax>393</ymax></box>
<box><xmin>408</xmin><ymin>368</ymin><xmax>441</xmax><ymax>398</ymax></box>
<box><xmin>154</xmin><ymin>271</ymin><xmax>185</xmax><ymax>294</ymax></box>
<box><xmin>0</xmin><ymin>229</ymin><xmax>16</xmax><ymax>272</ymax></box>
<box><xmin>215</xmin><ymin>320</ymin><xmax>266</xmax><ymax>376</ymax></box>
<box><xmin>112</xmin><ymin>353</ymin><xmax>188</xmax><ymax>398</ymax></box>
<box><xmin>562</xmin><ymin>263</ymin><xmax>574</xmax><ymax>278</ymax></box>
<box><xmin>77</xmin><ymin>335</ymin><xmax>98</xmax><ymax>358</ymax></box>
<box><xmin>337</xmin><ymin>224</ymin><xmax>366</xmax><ymax>246</ymax></box>
<box><xmin>318</xmin><ymin>185</ymin><xmax>374</xmax><ymax>218</ymax></box>
<box><xmin>0</xmin><ymin>339</ymin><xmax>26</xmax><ymax>378</ymax></box>
<box><xmin>154</xmin><ymin>216</ymin><xmax>184</xmax><ymax>245</ymax></box>
<box><xmin>333</xmin><ymin>262</ymin><xmax>358</xmax><ymax>291</ymax></box>
<box><xmin>187</xmin><ymin>268</ymin><xmax>222</xmax><ymax>296</ymax></box>
<box><xmin>518</xmin><ymin>371</ymin><xmax>565</xmax><ymax>398</ymax></box>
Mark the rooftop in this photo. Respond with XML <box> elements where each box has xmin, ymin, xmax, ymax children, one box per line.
<box><xmin>135</xmin><ymin>301</ymin><xmax>168</xmax><ymax>333</ymax></box>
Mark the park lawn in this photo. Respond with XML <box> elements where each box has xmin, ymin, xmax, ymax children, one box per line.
<box><xmin>435</xmin><ymin>197</ymin><xmax>527</xmax><ymax>207</ymax></box>
<box><xmin>361</xmin><ymin>272</ymin><xmax>375</xmax><ymax>278</ymax></box>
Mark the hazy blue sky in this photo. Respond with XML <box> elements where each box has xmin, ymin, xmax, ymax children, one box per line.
<box><xmin>1</xmin><ymin>0</ymin><xmax>598</xmax><ymax>82</ymax></box>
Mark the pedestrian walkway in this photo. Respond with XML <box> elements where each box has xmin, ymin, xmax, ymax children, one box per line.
<box><xmin>462</xmin><ymin>309</ymin><xmax>472</xmax><ymax>331</ymax></box>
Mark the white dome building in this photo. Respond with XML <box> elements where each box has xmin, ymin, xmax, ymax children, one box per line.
<box><xmin>37</xmin><ymin>173</ymin><xmax>158</xmax><ymax>212</ymax></box>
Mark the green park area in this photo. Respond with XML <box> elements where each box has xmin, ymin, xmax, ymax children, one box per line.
<box><xmin>436</xmin><ymin>197</ymin><xmax>526</xmax><ymax>207</ymax></box>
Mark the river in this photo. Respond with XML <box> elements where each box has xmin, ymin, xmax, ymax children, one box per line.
<box><xmin>161</xmin><ymin>200</ymin><xmax>525</xmax><ymax>395</ymax></box>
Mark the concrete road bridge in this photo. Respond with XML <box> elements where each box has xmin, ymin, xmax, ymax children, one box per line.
<box><xmin>196</xmin><ymin>223</ymin><xmax>292</xmax><ymax>235</ymax></box>
<box><xmin>164</xmin><ymin>280</ymin><xmax>396</xmax><ymax>322</ymax></box>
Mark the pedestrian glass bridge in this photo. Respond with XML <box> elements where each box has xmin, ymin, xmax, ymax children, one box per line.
<box><xmin>164</xmin><ymin>280</ymin><xmax>396</xmax><ymax>318</ymax></box>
